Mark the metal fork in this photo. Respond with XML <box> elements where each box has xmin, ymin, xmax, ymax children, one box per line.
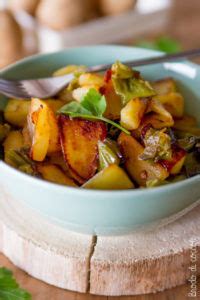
<box><xmin>1</xmin><ymin>48</ymin><xmax>200</xmax><ymax>99</ymax></box>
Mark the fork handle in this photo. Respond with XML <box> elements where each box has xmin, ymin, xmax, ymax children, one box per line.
<box><xmin>88</xmin><ymin>48</ymin><xmax>200</xmax><ymax>73</ymax></box>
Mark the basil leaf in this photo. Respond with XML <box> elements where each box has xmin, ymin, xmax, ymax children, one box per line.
<box><xmin>111</xmin><ymin>62</ymin><xmax>156</xmax><ymax>104</ymax></box>
<box><xmin>0</xmin><ymin>267</ymin><xmax>31</xmax><ymax>300</ymax></box>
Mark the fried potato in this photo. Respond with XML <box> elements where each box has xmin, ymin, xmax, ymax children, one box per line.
<box><xmin>78</xmin><ymin>73</ymin><xmax>104</xmax><ymax>88</ymax></box>
<box><xmin>160</xmin><ymin>147</ymin><xmax>186</xmax><ymax>175</ymax></box>
<box><xmin>37</xmin><ymin>164</ymin><xmax>77</xmax><ymax>187</ymax></box>
<box><xmin>45</xmin><ymin>99</ymin><xmax>65</xmax><ymax>113</ymax></box>
<box><xmin>3</xmin><ymin>130</ymin><xmax>24</xmax><ymax>165</ymax></box>
<box><xmin>28</xmin><ymin>98</ymin><xmax>60</xmax><ymax>161</ymax></box>
<box><xmin>82</xmin><ymin>164</ymin><xmax>134</xmax><ymax>190</ymax></box>
<box><xmin>173</xmin><ymin>115</ymin><xmax>200</xmax><ymax>136</ymax></box>
<box><xmin>48</xmin><ymin>152</ymin><xmax>70</xmax><ymax>174</ymax></box>
<box><xmin>154</xmin><ymin>92</ymin><xmax>184</xmax><ymax>118</ymax></box>
<box><xmin>118</xmin><ymin>133</ymin><xmax>169</xmax><ymax>186</ymax></box>
<box><xmin>152</xmin><ymin>78</ymin><xmax>177</xmax><ymax>95</ymax></box>
<box><xmin>28</xmin><ymin>99</ymin><xmax>50</xmax><ymax>161</ymax></box>
<box><xmin>59</xmin><ymin>116</ymin><xmax>107</xmax><ymax>184</ymax></box>
<box><xmin>47</xmin><ymin>108</ymin><xmax>60</xmax><ymax>153</ymax></box>
<box><xmin>4</xmin><ymin>99</ymin><xmax>30</xmax><ymax>127</ymax></box>
<box><xmin>120</xmin><ymin>98</ymin><xmax>147</xmax><ymax>130</ymax></box>
<box><xmin>144</xmin><ymin>98</ymin><xmax>174</xmax><ymax>129</ymax></box>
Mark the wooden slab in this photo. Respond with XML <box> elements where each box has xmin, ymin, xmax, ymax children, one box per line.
<box><xmin>90</xmin><ymin>206</ymin><xmax>200</xmax><ymax>296</ymax></box>
<box><xmin>0</xmin><ymin>191</ymin><xmax>93</xmax><ymax>293</ymax></box>
<box><xmin>0</xmin><ymin>191</ymin><xmax>199</xmax><ymax>296</ymax></box>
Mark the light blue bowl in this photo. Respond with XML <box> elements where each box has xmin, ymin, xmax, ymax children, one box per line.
<box><xmin>0</xmin><ymin>45</ymin><xmax>200</xmax><ymax>235</ymax></box>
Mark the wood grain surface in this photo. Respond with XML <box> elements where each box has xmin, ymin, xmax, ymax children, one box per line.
<box><xmin>1</xmin><ymin>0</ymin><xmax>200</xmax><ymax>299</ymax></box>
<box><xmin>0</xmin><ymin>254</ymin><xmax>199</xmax><ymax>299</ymax></box>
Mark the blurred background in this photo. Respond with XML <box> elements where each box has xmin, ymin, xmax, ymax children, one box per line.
<box><xmin>0</xmin><ymin>0</ymin><xmax>200</xmax><ymax>69</ymax></box>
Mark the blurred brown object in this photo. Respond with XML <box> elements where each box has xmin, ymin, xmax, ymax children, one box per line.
<box><xmin>0</xmin><ymin>9</ymin><xmax>24</xmax><ymax>68</ymax></box>
<box><xmin>99</xmin><ymin>0</ymin><xmax>136</xmax><ymax>15</ymax></box>
<box><xmin>9</xmin><ymin>0</ymin><xmax>40</xmax><ymax>16</ymax></box>
<box><xmin>36</xmin><ymin>0</ymin><xmax>98</xmax><ymax>30</ymax></box>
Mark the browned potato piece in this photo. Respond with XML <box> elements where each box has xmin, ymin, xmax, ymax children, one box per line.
<box><xmin>83</xmin><ymin>164</ymin><xmax>134</xmax><ymax>190</ymax></box>
<box><xmin>173</xmin><ymin>115</ymin><xmax>200</xmax><ymax>136</ymax></box>
<box><xmin>59</xmin><ymin>116</ymin><xmax>107</xmax><ymax>184</ymax></box>
<box><xmin>120</xmin><ymin>98</ymin><xmax>147</xmax><ymax>130</ymax></box>
<box><xmin>47</xmin><ymin>109</ymin><xmax>60</xmax><ymax>154</ymax></box>
<box><xmin>143</xmin><ymin>99</ymin><xmax>174</xmax><ymax>129</ymax></box>
<box><xmin>45</xmin><ymin>99</ymin><xmax>65</xmax><ymax>113</ymax></box>
<box><xmin>49</xmin><ymin>152</ymin><xmax>70</xmax><ymax>174</ymax></box>
<box><xmin>4</xmin><ymin>99</ymin><xmax>30</xmax><ymax>127</ymax></box>
<box><xmin>78</xmin><ymin>73</ymin><xmax>104</xmax><ymax>87</ymax></box>
<box><xmin>152</xmin><ymin>78</ymin><xmax>177</xmax><ymax>95</ymax></box>
<box><xmin>37</xmin><ymin>164</ymin><xmax>77</xmax><ymax>187</ymax></box>
<box><xmin>3</xmin><ymin>131</ymin><xmax>24</xmax><ymax>166</ymax></box>
<box><xmin>28</xmin><ymin>99</ymin><xmax>50</xmax><ymax>161</ymax></box>
<box><xmin>153</xmin><ymin>92</ymin><xmax>184</xmax><ymax>118</ymax></box>
<box><xmin>118</xmin><ymin>133</ymin><xmax>169</xmax><ymax>186</ymax></box>
<box><xmin>27</xmin><ymin>98</ymin><xmax>60</xmax><ymax>161</ymax></box>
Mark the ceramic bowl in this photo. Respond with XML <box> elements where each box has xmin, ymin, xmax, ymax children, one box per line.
<box><xmin>0</xmin><ymin>45</ymin><xmax>200</xmax><ymax>235</ymax></box>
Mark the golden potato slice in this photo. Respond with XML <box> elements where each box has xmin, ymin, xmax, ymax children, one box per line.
<box><xmin>154</xmin><ymin>92</ymin><xmax>184</xmax><ymax>118</ymax></box>
<box><xmin>28</xmin><ymin>99</ymin><xmax>50</xmax><ymax>161</ymax></box>
<box><xmin>120</xmin><ymin>98</ymin><xmax>147</xmax><ymax>130</ymax></box>
<box><xmin>37</xmin><ymin>164</ymin><xmax>77</xmax><ymax>187</ymax></box>
<box><xmin>78</xmin><ymin>73</ymin><xmax>104</xmax><ymax>88</ymax></box>
<box><xmin>47</xmin><ymin>109</ymin><xmax>60</xmax><ymax>153</ymax></box>
<box><xmin>82</xmin><ymin>164</ymin><xmax>134</xmax><ymax>190</ymax></box>
<box><xmin>118</xmin><ymin>133</ymin><xmax>169</xmax><ymax>186</ymax></box>
<box><xmin>48</xmin><ymin>152</ymin><xmax>70</xmax><ymax>174</ymax></box>
<box><xmin>144</xmin><ymin>99</ymin><xmax>174</xmax><ymax>129</ymax></box>
<box><xmin>3</xmin><ymin>130</ymin><xmax>24</xmax><ymax>165</ymax></box>
<box><xmin>173</xmin><ymin>115</ymin><xmax>200</xmax><ymax>136</ymax></box>
<box><xmin>59</xmin><ymin>116</ymin><xmax>107</xmax><ymax>184</ymax></box>
<box><xmin>45</xmin><ymin>99</ymin><xmax>65</xmax><ymax>113</ymax></box>
<box><xmin>28</xmin><ymin>98</ymin><xmax>60</xmax><ymax>161</ymax></box>
<box><xmin>152</xmin><ymin>78</ymin><xmax>177</xmax><ymax>95</ymax></box>
<box><xmin>4</xmin><ymin>99</ymin><xmax>30</xmax><ymax>127</ymax></box>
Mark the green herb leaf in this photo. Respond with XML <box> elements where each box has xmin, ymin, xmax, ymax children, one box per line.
<box><xmin>58</xmin><ymin>89</ymin><xmax>130</xmax><ymax>135</ymax></box>
<box><xmin>81</xmin><ymin>88</ymin><xmax>106</xmax><ymax>117</ymax></box>
<box><xmin>111</xmin><ymin>62</ymin><xmax>156</xmax><ymax>104</ymax></box>
<box><xmin>0</xmin><ymin>267</ymin><xmax>31</xmax><ymax>300</ymax></box>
